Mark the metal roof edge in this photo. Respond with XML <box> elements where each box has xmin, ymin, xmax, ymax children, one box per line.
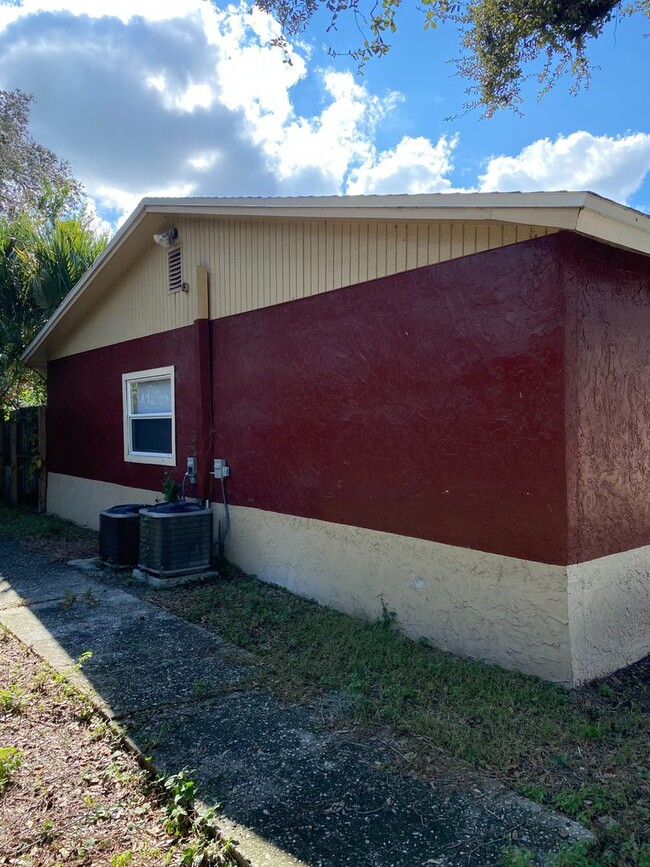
<box><xmin>140</xmin><ymin>190</ymin><xmax>591</xmax><ymax>216</ymax></box>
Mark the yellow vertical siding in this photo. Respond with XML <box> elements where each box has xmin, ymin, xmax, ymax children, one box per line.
<box><xmin>203</xmin><ymin>217</ymin><xmax>556</xmax><ymax>318</ymax></box>
<box><xmin>51</xmin><ymin>240</ymin><xmax>197</xmax><ymax>359</ymax></box>
<box><xmin>51</xmin><ymin>217</ymin><xmax>556</xmax><ymax>358</ymax></box>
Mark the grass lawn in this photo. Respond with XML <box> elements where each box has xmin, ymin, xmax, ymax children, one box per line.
<box><xmin>2</xmin><ymin>503</ymin><xmax>649</xmax><ymax>866</ymax></box>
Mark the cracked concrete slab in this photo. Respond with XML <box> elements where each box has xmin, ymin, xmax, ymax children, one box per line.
<box><xmin>125</xmin><ymin>690</ymin><xmax>591</xmax><ymax>867</ymax></box>
<box><xmin>0</xmin><ymin>539</ymin><xmax>593</xmax><ymax>866</ymax></box>
<box><xmin>0</xmin><ymin>566</ymin><xmax>101</xmax><ymax>611</ymax></box>
<box><xmin>1</xmin><ymin>592</ymin><xmax>247</xmax><ymax>718</ymax></box>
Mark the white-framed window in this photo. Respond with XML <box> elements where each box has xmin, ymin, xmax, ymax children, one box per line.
<box><xmin>122</xmin><ymin>366</ymin><xmax>175</xmax><ymax>465</ymax></box>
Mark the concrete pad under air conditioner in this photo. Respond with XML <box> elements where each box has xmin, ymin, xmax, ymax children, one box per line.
<box><xmin>131</xmin><ymin>566</ymin><xmax>217</xmax><ymax>589</ymax></box>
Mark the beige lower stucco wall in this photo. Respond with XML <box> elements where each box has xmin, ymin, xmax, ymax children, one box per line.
<box><xmin>222</xmin><ymin>504</ymin><xmax>573</xmax><ymax>684</ymax></box>
<box><xmin>49</xmin><ymin>473</ymin><xmax>650</xmax><ymax>686</ymax></box>
<box><xmin>47</xmin><ymin>472</ymin><xmax>158</xmax><ymax>530</ymax></box>
<box><xmin>567</xmin><ymin>547</ymin><xmax>650</xmax><ymax>685</ymax></box>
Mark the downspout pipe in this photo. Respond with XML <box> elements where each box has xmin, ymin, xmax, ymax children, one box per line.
<box><xmin>194</xmin><ymin>265</ymin><xmax>214</xmax><ymax>503</ymax></box>
<box><xmin>194</xmin><ymin>265</ymin><xmax>230</xmax><ymax>559</ymax></box>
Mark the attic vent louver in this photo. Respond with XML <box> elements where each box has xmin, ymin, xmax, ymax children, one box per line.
<box><xmin>168</xmin><ymin>246</ymin><xmax>182</xmax><ymax>292</ymax></box>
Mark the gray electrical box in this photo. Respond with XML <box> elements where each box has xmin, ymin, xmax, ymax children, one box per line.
<box><xmin>212</xmin><ymin>458</ymin><xmax>230</xmax><ymax>479</ymax></box>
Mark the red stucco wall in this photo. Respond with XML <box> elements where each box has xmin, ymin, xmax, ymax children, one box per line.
<box><xmin>563</xmin><ymin>235</ymin><xmax>650</xmax><ymax>563</ymax></box>
<box><xmin>49</xmin><ymin>233</ymin><xmax>649</xmax><ymax>566</ymax></box>
<box><xmin>47</xmin><ymin>324</ymin><xmax>200</xmax><ymax>493</ymax></box>
<box><xmin>212</xmin><ymin>234</ymin><xmax>568</xmax><ymax>564</ymax></box>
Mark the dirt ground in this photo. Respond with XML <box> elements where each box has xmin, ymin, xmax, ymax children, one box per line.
<box><xmin>0</xmin><ymin>626</ymin><xmax>234</xmax><ymax>867</ymax></box>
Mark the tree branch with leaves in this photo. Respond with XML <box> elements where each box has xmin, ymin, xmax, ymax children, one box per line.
<box><xmin>0</xmin><ymin>89</ymin><xmax>83</xmax><ymax>218</ymax></box>
<box><xmin>252</xmin><ymin>0</ymin><xmax>641</xmax><ymax>116</ymax></box>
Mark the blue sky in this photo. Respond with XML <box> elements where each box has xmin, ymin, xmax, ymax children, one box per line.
<box><xmin>0</xmin><ymin>0</ymin><xmax>648</xmax><ymax>229</ymax></box>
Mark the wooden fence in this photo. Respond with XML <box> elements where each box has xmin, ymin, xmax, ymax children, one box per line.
<box><xmin>2</xmin><ymin>407</ymin><xmax>46</xmax><ymax>511</ymax></box>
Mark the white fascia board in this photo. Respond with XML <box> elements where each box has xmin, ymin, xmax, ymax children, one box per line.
<box><xmin>142</xmin><ymin>191</ymin><xmax>589</xmax><ymax>227</ymax></box>
<box><xmin>144</xmin><ymin>192</ymin><xmax>650</xmax><ymax>242</ymax></box>
<box><xmin>141</xmin><ymin>190</ymin><xmax>590</xmax><ymax>211</ymax></box>
<box><xmin>576</xmin><ymin>196</ymin><xmax>650</xmax><ymax>256</ymax></box>
<box><xmin>148</xmin><ymin>202</ymin><xmax>583</xmax><ymax>229</ymax></box>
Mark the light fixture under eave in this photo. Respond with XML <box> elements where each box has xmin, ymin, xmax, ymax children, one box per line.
<box><xmin>153</xmin><ymin>227</ymin><xmax>178</xmax><ymax>248</ymax></box>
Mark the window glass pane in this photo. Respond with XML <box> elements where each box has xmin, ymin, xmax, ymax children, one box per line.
<box><xmin>130</xmin><ymin>379</ymin><xmax>171</xmax><ymax>415</ymax></box>
<box><xmin>131</xmin><ymin>418</ymin><xmax>172</xmax><ymax>454</ymax></box>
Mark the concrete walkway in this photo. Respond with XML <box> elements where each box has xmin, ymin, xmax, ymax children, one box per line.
<box><xmin>0</xmin><ymin>539</ymin><xmax>592</xmax><ymax>866</ymax></box>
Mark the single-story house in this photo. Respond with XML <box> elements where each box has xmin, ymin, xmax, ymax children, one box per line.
<box><xmin>22</xmin><ymin>191</ymin><xmax>650</xmax><ymax>686</ymax></box>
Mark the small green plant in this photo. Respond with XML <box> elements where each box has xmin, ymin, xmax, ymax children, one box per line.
<box><xmin>553</xmin><ymin>784</ymin><xmax>617</xmax><ymax>823</ymax></box>
<box><xmin>75</xmin><ymin>702</ymin><xmax>94</xmax><ymax>723</ymax></box>
<box><xmin>576</xmin><ymin>721</ymin><xmax>603</xmax><ymax>740</ymax></box>
<box><xmin>193</xmin><ymin>803</ymin><xmax>220</xmax><ymax>837</ymax></box>
<box><xmin>161</xmin><ymin>473</ymin><xmax>180</xmax><ymax>503</ymax></box>
<box><xmin>50</xmin><ymin>651</ymin><xmax>92</xmax><ymax>687</ymax></box>
<box><xmin>549</xmin><ymin>841</ymin><xmax>595</xmax><ymax>866</ymax></box>
<box><xmin>502</xmin><ymin>847</ymin><xmax>535</xmax><ymax>867</ymax></box>
<box><xmin>75</xmin><ymin>650</ymin><xmax>93</xmax><ymax>669</ymax></box>
<box><xmin>110</xmin><ymin>852</ymin><xmax>134</xmax><ymax>867</ymax></box>
<box><xmin>159</xmin><ymin>768</ymin><xmax>196</xmax><ymax>837</ymax></box>
<box><xmin>140</xmin><ymin>721</ymin><xmax>170</xmax><ymax>752</ymax></box>
<box><xmin>61</xmin><ymin>590</ymin><xmax>77</xmax><ymax>610</ymax></box>
<box><xmin>0</xmin><ymin>746</ymin><xmax>22</xmax><ymax>794</ymax></box>
<box><xmin>40</xmin><ymin>818</ymin><xmax>55</xmax><ymax>843</ymax></box>
<box><xmin>192</xmin><ymin>678</ymin><xmax>210</xmax><ymax>700</ymax></box>
<box><xmin>180</xmin><ymin>805</ymin><xmax>225</xmax><ymax>865</ymax></box>
<box><xmin>0</xmin><ymin>683</ymin><xmax>26</xmax><ymax>714</ymax></box>
<box><xmin>378</xmin><ymin>597</ymin><xmax>397</xmax><ymax>628</ymax></box>
<box><xmin>180</xmin><ymin>838</ymin><xmax>225</xmax><ymax>865</ymax></box>
<box><xmin>89</xmin><ymin>720</ymin><xmax>109</xmax><ymax>740</ymax></box>
<box><xmin>82</xmin><ymin>588</ymin><xmax>98</xmax><ymax>607</ymax></box>
<box><xmin>515</xmin><ymin>782</ymin><xmax>547</xmax><ymax>804</ymax></box>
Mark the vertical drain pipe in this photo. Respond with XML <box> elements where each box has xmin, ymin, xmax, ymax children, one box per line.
<box><xmin>194</xmin><ymin>265</ymin><xmax>214</xmax><ymax>506</ymax></box>
<box><xmin>195</xmin><ymin>265</ymin><xmax>229</xmax><ymax>560</ymax></box>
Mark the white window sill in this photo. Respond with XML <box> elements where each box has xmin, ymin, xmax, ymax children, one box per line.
<box><xmin>124</xmin><ymin>453</ymin><xmax>176</xmax><ymax>466</ymax></box>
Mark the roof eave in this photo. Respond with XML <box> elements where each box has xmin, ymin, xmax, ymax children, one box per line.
<box><xmin>20</xmin><ymin>191</ymin><xmax>650</xmax><ymax>368</ymax></box>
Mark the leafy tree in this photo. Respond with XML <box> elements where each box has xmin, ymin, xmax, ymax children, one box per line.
<box><xmin>0</xmin><ymin>213</ymin><xmax>108</xmax><ymax>414</ymax></box>
<box><xmin>253</xmin><ymin>0</ymin><xmax>645</xmax><ymax>115</ymax></box>
<box><xmin>0</xmin><ymin>88</ymin><xmax>100</xmax><ymax>415</ymax></box>
<box><xmin>0</xmin><ymin>89</ymin><xmax>83</xmax><ymax>217</ymax></box>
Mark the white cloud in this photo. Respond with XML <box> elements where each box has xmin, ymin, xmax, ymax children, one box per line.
<box><xmin>187</xmin><ymin>151</ymin><xmax>220</xmax><ymax>171</ymax></box>
<box><xmin>213</xmin><ymin>3</ymin><xmax>306</xmax><ymax>128</ymax></box>
<box><xmin>0</xmin><ymin>0</ymin><xmax>649</xmax><ymax>231</ymax></box>
<box><xmin>0</xmin><ymin>8</ymin><xmax>275</xmax><ymax>207</ymax></box>
<box><xmin>211</xmin><ymin>12</ymin><xmax>398</xmax><ymax>191</ymax></box>
<box><xmin>346</xmin><ymin>134</ymin><xmax>460</xmax><ymax>195</ymax></box>
<box><xmin>0</xmin><ymin>0</ymin><xmax>206</xmax><ymax>27</ymax></box>
<box><xmin>82</xmin><ymin>197</ymin><xmax>113</xmax><ymax>238</ymax></box>
<box><xmin>0</xmin><ymin>0</ymin><xmax>419</xmax><ymax>223</ymax></box>
<box><xmin>480</xmin><ymin>131</ymin><xmax>650</xmax><ymax>203</ymax></box>
<box><xmin>94</xmin><ymin>183</ymin><xmax>195</xmax><ymax>228</ymax></box>
<box><xmin>271</xmin><ymin>71</ymin><xmax>397</xmax><ymax>190</ymax></box>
